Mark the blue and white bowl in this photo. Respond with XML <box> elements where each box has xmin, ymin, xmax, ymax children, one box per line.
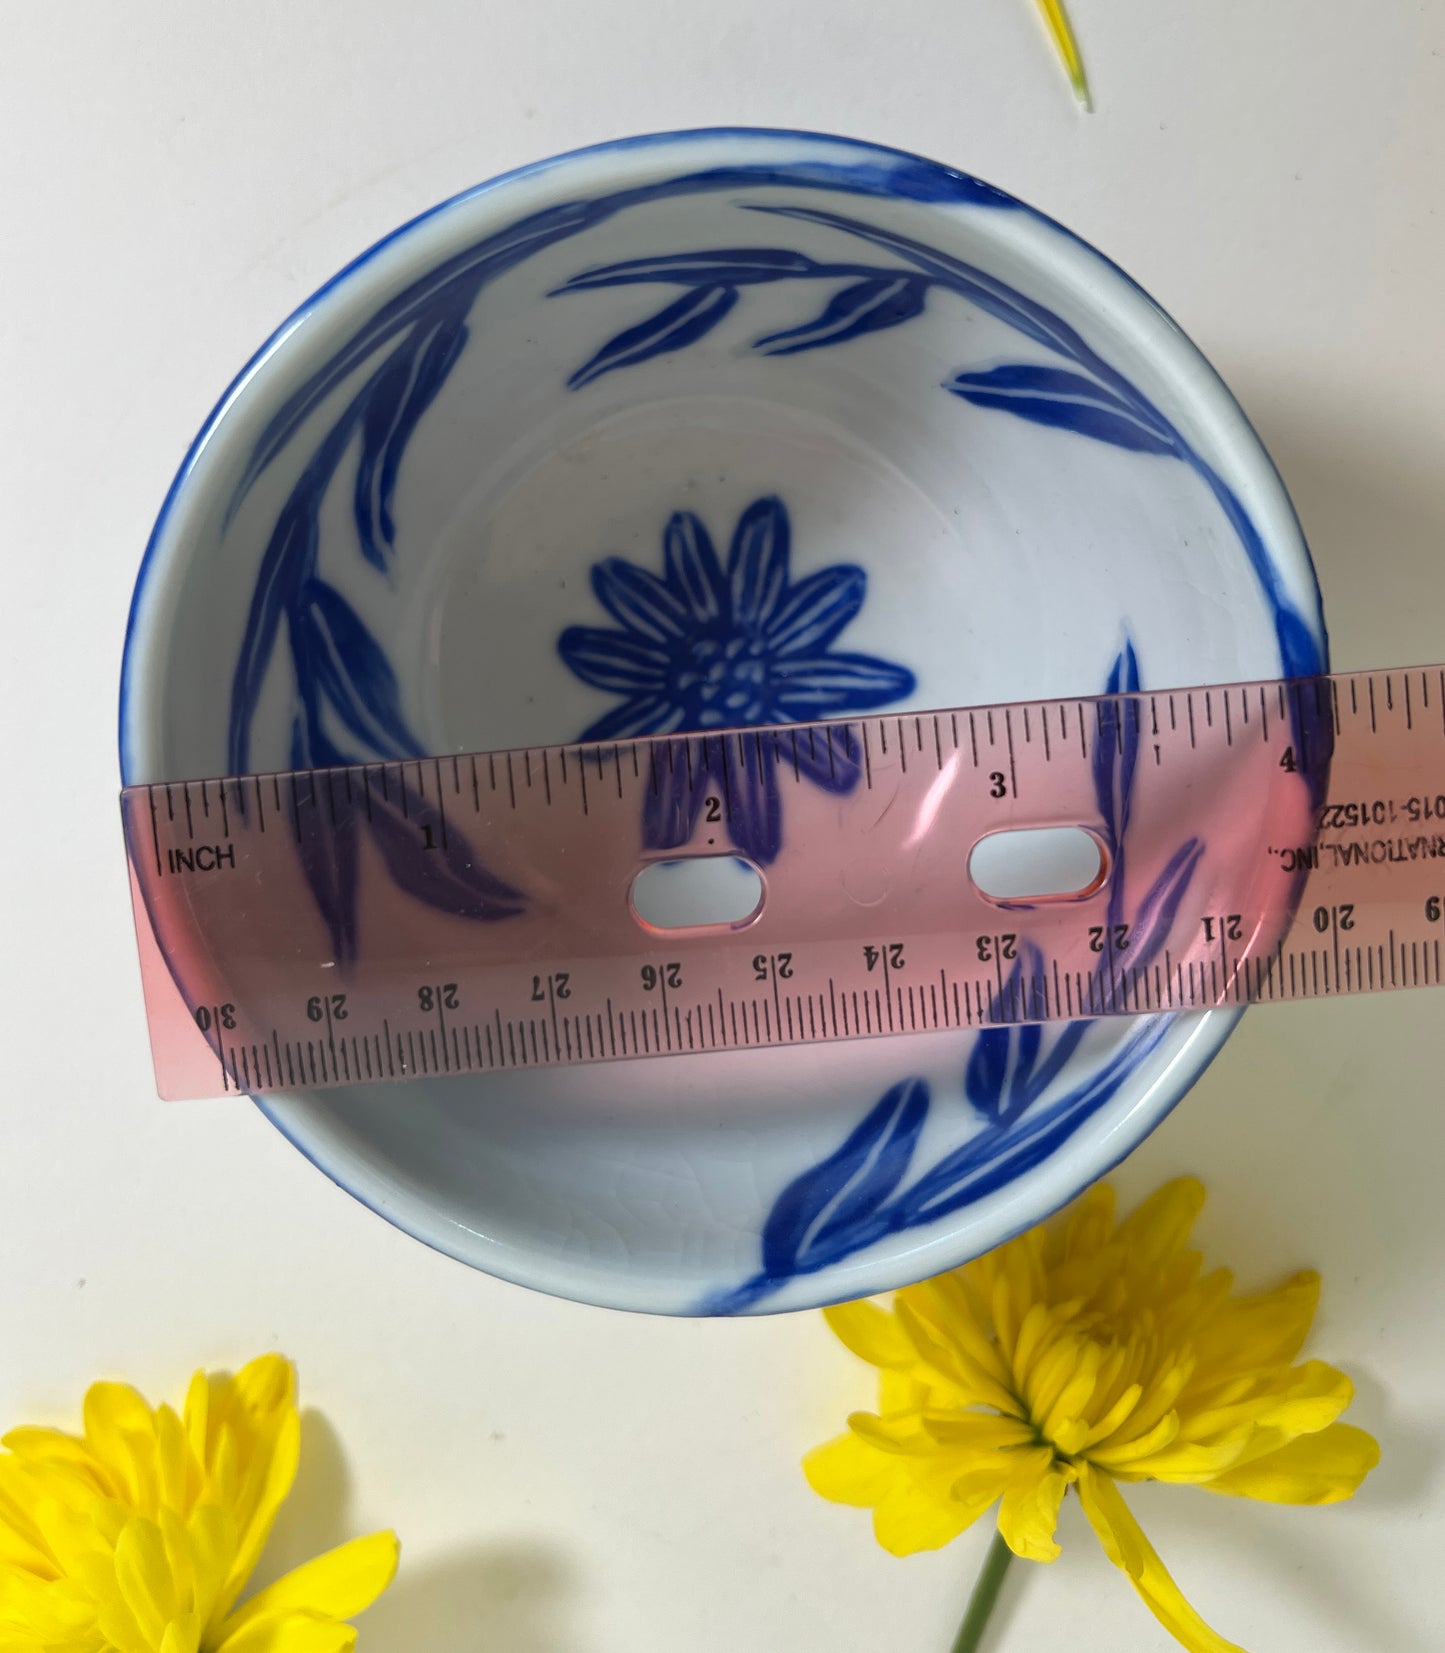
<box><xmin>121</xmin><ymin>129</ymin><xmax>1324</xmax><ymax>1314</ymax></box>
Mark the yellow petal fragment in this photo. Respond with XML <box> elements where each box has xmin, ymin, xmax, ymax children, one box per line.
<box><xmin>822</xmin><ymin>1300</ymin><xmax>916</xmax><ymax>1369</ymax></box>
<box><xmin>1203</xmin><ymin>1423</ymin><xmax>1380</xmax><ymax>1505</ymax></box>
<box><xmin>1034</xmin><ymin>0</ymin><xmax>1092</xmax><ymax>109</ymax></box>
<box><xmin>218</xmin><ymin>1531</ymin><xmax>399</xmax><ymax>1642</ymax></box>
<box><xmin>1076</xmin><ymin>1466</ymin><xmax>1246</xmax><ymax>1653</ymax></box>
<box><xmin>996</xmin><ymin>1448</ymin><xmax>1070</xmax><ymax>1562</ymax></box>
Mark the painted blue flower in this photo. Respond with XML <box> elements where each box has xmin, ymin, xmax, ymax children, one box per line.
<box><xmin>557</xmin><ymin>495</ymin><xmax>916</xmax><ymax>864</ymax></box>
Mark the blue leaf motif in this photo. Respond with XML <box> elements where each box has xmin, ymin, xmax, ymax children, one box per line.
<box><xmin>1126</xmin><ymin>837</ymin><xmax>1204</xmax><ymax>968</ymax></box>
<box><xmin>730</xmin><ymin>736</ymin><xmax>783</xmax><ymax>866</ymax></box>
<box><xmin>754</xmin><ymin>275</ymin><xmax>927</xmax><ymax>356</ymax></box>
<box><xmin>302</xmin><ymin>580</ymin><xmax>424</xmax><ymax>758</ymax></box>
<box><xmin>553</xmin><ymin>248</ymin><xmax>826</xmax><ymax>291</ymax></box>
<box><xmin>964</xmin><ymin>1027</ymin><xmax>1013</xmax><ymax>1120</ymax></box>
<box><xmin>946</xmin><ymin>365</ymin><xmax>1177</xmax><ymax>456</ymax></box>
<box><xmin>353</xmin><ymin>312</ymin><xmax>468</xmax><ymax>571</ymax></box>
<box><xmin>567</xmin><ymin>285</ymin><xmax>739</xmax><ymax>389</ymax></box>
<box><xmin>288</xmin><ymin>714</ymin><xmax>360</xmax><ymax>968</ymax></box>
<box><xmin>367</xmin><ymin>780</ymin><xmax>527</xmax><ymax>922</ymax></box>
<box><xmin>1093</xmin><ymin>639</ymin><xmax>1141</xmax><ymax>852</ymax></box>
<box><xmin>898</xmin><ymin>1018</ymin><xmax>1171</xmax><ymax>1230</ymax></box>
<box><xmin>760</xmin><ymin>1078</ymin><xmax>929</xmax><ymax>1278</ymax></box>
<box><xmin>228</xmin><ymin>417</ymin><xmax>356</xmax><ymax>777</ymax></box>
<box><xmin>964</xmin><ymin>944</ymin><xmax>1045</xmax><ymax>1122</ymax></box>
<box><xmin>701</xmin><ymin>637</ymin><xmax>1215</xmax><ymax>1312</ymax></box>
<box><xmin>743</xmin><ymin>203</ymin><xmax>1062</xmax><ymax>356</ymax></box>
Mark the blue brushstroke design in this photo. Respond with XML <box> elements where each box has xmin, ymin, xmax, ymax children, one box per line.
<box><xmin>206</xmin><ymin>139</ymin><xmax>1326</xmax><ymax>1307</ymax></box>
<box><xmin>552</xmin><ymin>197</ymin><xmax>1321</xmax><ymax>681</ymax></box>
<box><xmin>222</xmin><ymin>158</ymin><xmax>1020</xmax><ymax>947</ymax></box>
<box><xmin>699</xmin><ymin>640</ymin><xmax>1207</xmax><ymax>1314</ymax></box>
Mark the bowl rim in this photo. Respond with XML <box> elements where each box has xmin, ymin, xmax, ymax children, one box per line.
<box><xmin>119</xmin><ymin>125</ymin><xmax>1324</xmax><ymax>1313</ymax></box>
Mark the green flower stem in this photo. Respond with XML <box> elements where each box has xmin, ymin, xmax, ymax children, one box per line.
<box><xmin>949</xmin><ymin>1531</ymin><xmax>1015</xmax><ymax>1653</ymax></box>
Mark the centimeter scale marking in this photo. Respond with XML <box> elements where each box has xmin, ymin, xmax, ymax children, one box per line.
<box><xmin>123</xmin><ymin>666</ymin><xmax>1445</xmax><ymax>1100</ymax></box>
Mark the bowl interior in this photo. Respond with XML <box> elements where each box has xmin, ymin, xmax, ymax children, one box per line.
<box><xmin>123</xmin><ymin>130</ymin><xmax>1324</xmax><ymax>1313</ymax></box>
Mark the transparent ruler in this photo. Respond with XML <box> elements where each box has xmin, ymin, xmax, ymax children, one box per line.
<box><xmin>122</xmin><ymin>666</ymin><xmax>1445</xmax><ymax>1099</ymax></box>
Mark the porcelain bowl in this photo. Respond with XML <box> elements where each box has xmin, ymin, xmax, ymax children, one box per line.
<box><xmin>121</xmin><ymin>129</ymin><xmax>1325</xmax><ymax>1314</ymax></box>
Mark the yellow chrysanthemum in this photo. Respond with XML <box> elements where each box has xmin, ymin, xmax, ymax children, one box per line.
<box><xmin>805</xmin><ymin>1178</ymin><xmax>1379</xmax><ymax>1652</ymax></box>
<box><xmin>0</xmin><ymin>1354</ymin><xmax>398</xmax><ymax>1653</ymax></box>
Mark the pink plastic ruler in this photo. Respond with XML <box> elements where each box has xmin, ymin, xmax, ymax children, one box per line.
<box><xmin>122</xmin><ymin>666</ymin><xmax>1445</xmax><ymax>1099</ymax></box>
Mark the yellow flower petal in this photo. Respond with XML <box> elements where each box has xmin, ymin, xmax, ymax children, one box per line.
<box><xmin>113</xmin><ymin>1519</ymin><xmax>180</xmax><ymax>1644</ymax></box>
<box><xmin>1</xmin><ymin>1427</ymin><xmax>98</xmax><ymax>1474</ymax></box>
<box><xmin>872</xmin><ymin>1462</ymin><xmax>1006</xmax><ymax>1557</ymax></box>
<box><xmin>0</xmin><ymin>1461</ymin><xmax>60</xmax><ymax>1573</ymax></box>
<box><xmin>182</xmin><ymin>1370</ymin><xmax>210</xmax><ymax>1475</ymax></box>
<box><xmin>213</xmin><ymin>1407</ymin><xmax>301</xmax><ymax>1624</ymax></box>
<box><xmin>230</xmin><ymin>1357</ymin><xmax>297</xmax><ymax>1424</ymax></box>
<box><xmin>1115</xmin><ymin>1178</ymin><xmax>1206</xmax><ymax>1269</ymax></box>
<box><xmin>1188</xmin><ymin>1272</ymin><xmax>1321</xmax><ymax>1391</ymax></box>
<box><xmin>1077</xmin><ymin>1466</ymin><xmax>1246</xmax><ymax>1653</ymax></box>
<box><xmin>1254</xmin><ymin>1360</ymin><xmax>1354</xmax><ymax>1435</ymax></box>
<box><xmin>154</xmin><ymin>1406</ymin><xmax>197</xmax><ymax>1515</ymax></box>
<box><xmin>846</xmin><ymin>1412</ymin><xmax>935</xmax><ymax>1457</ymax></box>
<box><xmin>83</xmin><ymin>1384</ymin><xmax>161</xmax><ymax>1515</ymax></box>
<box><xmin>1061</xmin><ymin>1180</ymin><xmax>1115</xmax><ymax>1261</ymax></box>
<box><xmin>160</xmin><ymin>1611</ymin><xmax>201</xmax><ymax>1653</ymax></box>
<box><xmin>893</xmin><ymin>1300</ymin><xmax>1021</xmax><ymax>1417</ymax></box>
<box><xmin>822</xmin><ymin>1300</ymin><xmax>916</xmax><ymax>1369</ymax></box>
<box><xmin>803</xmin><ymin>1431</ymin><xmax>904</xmax><ymax>1509</ymax></box>
<box><xmin>996</xmin><ymin>1449</ymin><xmax>1069</xmax><ymax>1562</ymax></box>
<box><xmin>187</xmin><ymin>1503</ymin><xmax>236</xmax><ymax>1621</ymax></box>
<box><xmin>877</xmin><ymin>1367</ymin><xmax>929</xmax><ymax>1415</ymax></box>
<box><xmin>216</xmin><ymin>1612</ymin><xmax>357</xmax><ymax>1653</ymax></box>
<box><xmin>918</xmin><ymin>1413</ymin><xmax>1036</xmax><ymax>1452</ymax></box>
<box><xmin>0</xmin><ymin>1567</ymin><xmax>96</xmax><ymax>1637</ymax></box>
<box><xmin>1089</xmin><ymin>1409</ymin><xmax>1181</xmax><ymax>1471</ymax></box>
<box><xmin>218</xmin><ymin>1531</ymin><xmax>399</xmax><ymax>1643</ymax></box>
<box><xmin>1203</xmin><ymin>1423</ymin><xmax>1380</xmax><ymax>1505</ymax></box>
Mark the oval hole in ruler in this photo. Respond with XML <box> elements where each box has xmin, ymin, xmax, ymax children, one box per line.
<box><xmin>968</xmin><ymin>827</ymin><xmax>1107</xmax><ymax>903</ymax></box>
<box><xmin>631</xmin><ymin>856</ymin><xmax>765</xmax><ymax>931</ymax></box>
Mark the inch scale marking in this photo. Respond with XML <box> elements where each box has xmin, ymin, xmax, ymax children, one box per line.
<box><xmin>124</xmin><ymin>666</ymin><xmax>1445</xmax><ymax>1099</ymax></box>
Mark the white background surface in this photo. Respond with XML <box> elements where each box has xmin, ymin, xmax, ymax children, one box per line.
<box><xmin>2</xmin><ymin>4</ymin><xmax>1444</xmax><ymax>1648</ymax></box>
